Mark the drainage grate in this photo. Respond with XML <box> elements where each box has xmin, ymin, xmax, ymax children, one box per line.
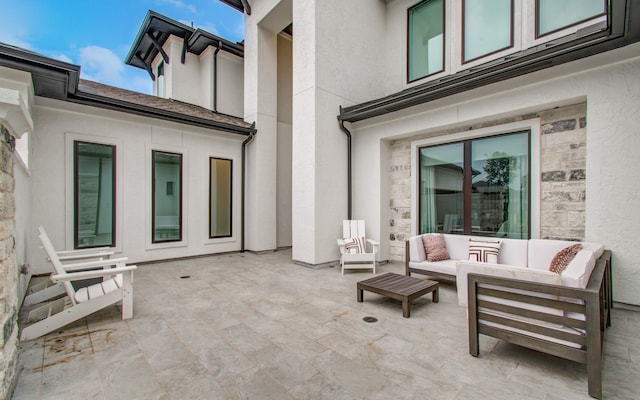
<box><xmin>363</xmin><ymin>316</ymin><xmax>378</xmax><ymax>323</ymax></box>
<box><xmin>180</xmin><ymin>275</ymin><xmax>191</xmax><ymax>279</ymax></box>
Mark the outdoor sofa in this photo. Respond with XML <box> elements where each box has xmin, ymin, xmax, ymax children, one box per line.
<box><xmin>405</xmin><ymin>234</ymin><xmax>612</xmax><ymax>399</ymax></box>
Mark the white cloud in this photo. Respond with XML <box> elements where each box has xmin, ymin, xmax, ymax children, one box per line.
<box><xmin>161</xmin><ymin>0</ymin><xmax>197</xmax><ymax>13</ymax></box>
<box><xmin>55</xmin><ymin>54</ymin><xmax>74</xmax><ymax>64</ymax></box>
<box><xmin>78</xmin><ymin>45</ymin><xmax>125</xmax><ymax>86</ymax></box>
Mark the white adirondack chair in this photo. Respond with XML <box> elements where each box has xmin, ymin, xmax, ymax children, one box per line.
<box><xmin>23</xmin><ymin>226</ymin><xmax>120</xmax><ymax>306</ymax></box>
<box><xmin>20</xmin><ymin>230</ymin><xmax>137</xmax><ymax>341</ymax></box>
<box><xmin>337</xmin><ymin>220</ymin><xmax>378</xmax><ymax>275</ymax></box>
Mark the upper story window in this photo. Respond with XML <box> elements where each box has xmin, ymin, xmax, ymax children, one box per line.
<box><xmin>156</xmin><ymin>61</ymin><xmax>165</xmax><ymax>98</ymax></box>
<box><xmin>408</xmin><ymin>0</ymin><xmax>445</xmax><ymax>82</ymax></box>
<box><xmin>74</xmin><ymin>141</ymin><xmax>116</xmax><ymax>249</ymax></box>
<box><xmin>536</xmin><ymin>0</ymin><xmax>607</xmax><ymax>38</ymax></box>
<box><xmin>463</xmin><ymin>0</ymin><xmax>513</xmax><ymax>63</ymax></box>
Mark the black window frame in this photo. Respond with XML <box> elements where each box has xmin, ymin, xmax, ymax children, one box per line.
<box><xmin>418</xmin><ymin>131</ymin><xmax>531</xmax><ymax>239</ymax></box>
<box><xmin>152</xmin><ymin>150</ymin><xmax>183</xmax><ymax>244</ymax></box>
<box><xmin>407</xmin><ymin>0</ymin><xmax>446</xmax><ymax>83</ymax></box>
<box><xmin>535</xmin><ymin>0</ymin><xmax>608</xmax><ymax>39</ymax></box>
<box><xmin>461</xmin><ymin>0</ymin><xmax>515</xmax><ymax>64</ymax></box>
<box><xmin>73</xmin><ymin>141</ymin><xmax>117</xmax><ymax>249</ymax></box>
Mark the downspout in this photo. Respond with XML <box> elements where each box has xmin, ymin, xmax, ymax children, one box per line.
<box><xmin>338</xmin><ymin>106</ymin><xmax>352</xmax><ymax>219</ymax></box>
<box><xmin>241</xmin><ymin>122</ymin><xmax>257</xmax><ymax>252</ymax></box>
<box><xmin>213</xmin><ymin>41</ymin><xmax>222</xmax><ymax>112</ymax></box>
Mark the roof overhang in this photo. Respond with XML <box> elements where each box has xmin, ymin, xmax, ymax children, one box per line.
<box><xmin>0</xmin><ymin>42</ymin><xmax>254</xmax><ymax>136</ymax></box>
<box><xmin>219</xmin><ymin>0</ymin><xmax>251</xmax><ymax>15</ymax></box>
<box><xmin>338</xmin><ymin>0</ymin><xmax>640</xmax><ymax>123</ymax></box>
<box><xmin>125</xmin><ymin>10</ymin><xmax>244</xmax><ymax>80</ymax></box>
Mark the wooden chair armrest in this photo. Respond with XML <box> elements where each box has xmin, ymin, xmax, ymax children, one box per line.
<box><xmin>52</xmin><ymin>265</ymin><xmax>137</xmax><ymax>282</ymax></box>
<box><xmin>59</xmin><ymin>257</ymin><xmax>131</xmax><ymax>272</ymax></box>
<box><xmin>58</xmin><ymin>251</ymin><xmax>116</xmax><ymax>261</ymax></box>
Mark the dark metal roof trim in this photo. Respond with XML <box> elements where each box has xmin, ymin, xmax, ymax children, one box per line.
<box><xmin>125</xmin><ymin>11</ymin><xmax>193</xmax><ymax>70</ymax></box>
<box><xmin>126</xmin><ymin>10</ymin><xmax>244</xmax><ymax>75</ymax></box>
<box><xmin>0</xmin><ymin>43</ymin><xmax>254</xmax><ymax>136</ymax></box>
<box><xmin>0</xmin><ymin>42</ymin><xmax>80</xmax><ymax>99</ymax></box>
<box><xmin>187</xmin><ymin>29</ymin><xmax>244</xmax><ymax>58</ymax></box>
<box><xmin>220</xmin><ymin>0</ymin><xmax>248</xmax><ymax>14</ymax></box>
<box><xmin>338</xmin><ymin>0</ymin><xmax>639</xmax><ymax>123</ymax></box>
<box><xmin>70</xmin><ymin>90</ymin><xmax>253</xmax><ymax>136</ymax></box>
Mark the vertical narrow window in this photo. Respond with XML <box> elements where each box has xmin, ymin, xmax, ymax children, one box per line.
<box><xmin>209</xmin><ymin>157</ymin><xmax>232</xmax><ymax>238</ymax></box>
<box><xmin>419</xmin><ymin>142</ymin><xmax>464</xmax><ymax>234</ymax></box>
<box><xmin>537</xmin><ymin>0</ymin><xmax>606</xmax><ymax>38</ymax></box>
<box><xmin>419</xmin><ymin>131</ymin><xmax>530</xmax><ymax>239</ymax></box>
<box><xmin>408</xmin><ymin>0</ymin><xmax>444</xmax><ymax>82</ymax></box>
<box><xmin>152</xmin><ymin>151</ymin><xmax>182</xmax><ymax>243</ymax></box>
<box><xmin>74</xmin><ymin>141</ymin><xmax>115</xmax><ymax>249</ymax></box>
<box><xmin>463</xmin><ymin>0</ymin><xmax>513</xmax><ymax>63</ymax></box>
<box><xmin>156</xmin><ymin>61</ymin><xmax>165</xmax><ymax>97</ymax></box>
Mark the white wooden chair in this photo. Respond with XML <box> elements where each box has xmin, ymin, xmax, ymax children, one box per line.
<box><xmin>20</xmin><ymin>230</ymin><xmax>137</xmax><ymax>341</ymax></box>
<box><xmin>23</xmin><ymin>226</ymin><xmax>121</xmax><ymax>306</ymax></box>
<box><xmin>337</xmin><ymin>220</ymin><xmax>378</xmax><ymax>275</ymax></box>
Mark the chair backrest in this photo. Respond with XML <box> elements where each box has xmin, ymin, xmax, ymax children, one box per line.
<box><xmin>343</xmin><ymin>220</ymin><xmax>366</xmax><ymax>239</ymax></box>
<box><xmin>38</xmin><ymin>232</ymin><xmax>78</xmax><ymax>304</ymax></box>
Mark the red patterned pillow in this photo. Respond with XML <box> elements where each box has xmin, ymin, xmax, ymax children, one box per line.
<box><xmin>422</xmin><ymin>234</ymin><xmax>450</xmax><ymax>262</ymax></box>
<box><xmin>549</xmin><ymin>243</ymin><xmax>583</xmax><ymax>274</ymax></box>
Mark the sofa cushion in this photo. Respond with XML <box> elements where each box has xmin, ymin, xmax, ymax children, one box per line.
<box><xmin>561</xmin><ymin>249</ymin><xmax>598</xmax><ymax>289</ymax></box>
<box><xmin>442</xmin><ymin>234</ymin><xmax>472</xmax><ymax>260</ymax></box>
<box><xmin>409</xmin><ymin>259</ymin><xmax>458</xmax><ymax>277</ymax></box>
<box><xmin>528</xmin><ymin>239</ymin><xmax>580</xmax><ymax>271</ymax></box>
<box><xmin>549</xmin><ymin>243</ymin><xmax>582</xmax><ymax>274</ymax></box>
<box><xmin>422</xmin><ymin>234</ymin><xmax>450</xmax><ymax>261</ymax></box>
<box><xmin>456</xmin><ymin>261</ymin><xmax>561</xmax><ymax>307</ymax></box>
<box><xmin>409</xmin><ymin>235</ymin><xmax>427</xmax><ymax>262</ymax></box>
<box><xmin>468</xmin><ymin>239</ymin><xmax>501</xmax><ymax>263</ymax></box>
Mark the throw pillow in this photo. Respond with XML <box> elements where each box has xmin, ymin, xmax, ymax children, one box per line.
<box><xmin>422</xmin><ymin>234</ymin><xmax>450</xmax><ymax>262</ymax></box>
<box><xmin>343</xmin><ymin>237</ymin><xmax>366</xmax><ymax>254</ymax></box>
<box><xmin>549</xmin><ymin>243</ymin><xmax>583</xmax><ymax>274</ymax></box>
<box><xmin>468</xmin><ymin>239</ymin><xmax>501</xmax><ymax>263</ymax></box>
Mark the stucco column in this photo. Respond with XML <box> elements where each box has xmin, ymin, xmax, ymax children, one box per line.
<box><xmin>243</xmin><ymin>17</ymin><xmax>278</xmax><ymax>252</ymax></box>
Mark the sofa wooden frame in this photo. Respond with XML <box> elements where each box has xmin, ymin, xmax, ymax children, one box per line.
<box><xmin>467</xmin><ymin>250</ymin><xmax>612</xmax><ymax>399</ymax></box>
<box><xmin>404</xmin><ymin>240</ymin><xmax>456</xmax><ymax>281</ymax></box>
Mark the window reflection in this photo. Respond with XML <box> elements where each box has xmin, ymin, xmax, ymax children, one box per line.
<box><xmin>74</xmin><ymin>142</ymin><xmax>115</xmax><ymax>248</ymax></box>
<box><xmin>152</xmin><ymin>151</ymin><xmax>182</xmax><ymax>243</ymax></box>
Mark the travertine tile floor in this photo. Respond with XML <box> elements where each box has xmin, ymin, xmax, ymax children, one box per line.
<box><xmin>12</xmin><ymin>249</ymin><xmax>640</xmax><ymax>399</ymax></box>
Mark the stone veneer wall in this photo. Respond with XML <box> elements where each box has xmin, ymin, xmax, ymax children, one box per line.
<box><xmin>388</xmin><ymin>103</ymin><xmax>587</xmax><ymax>261</ymax></box>
<box><xmin>0</xmin><ymin>123</ymin><xmax>19</xmax><ymax>399</ymax></box>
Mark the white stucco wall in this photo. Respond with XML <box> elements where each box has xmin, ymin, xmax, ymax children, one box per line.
<box><xmin>216</xmin><ymin>52</ymin><xmax>244</xmax><ymax>117</ymax></box>
<box><xmin>165</xmin><ymin>37</ymin><xmax>205</xmax><ymax>108</ymax></box>
<box><xmin>29</xmin><ymin>98</ymin><xmax>246</xmax><ymax>274</ymax></box>
<box><xmin>350</xmin><ymin>45</ymin><xmax>640</xmax><ymax>305</ymax></box>
<box><xmin>288</xmin><ymin>0</ymin><xmax>388</xmax><ymax>265</ymax></box>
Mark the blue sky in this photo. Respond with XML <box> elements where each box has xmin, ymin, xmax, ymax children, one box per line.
<box><xmin>0</xmin><ymin>0</ymin><xmax>244</xmax><ymax>94</ymax></box>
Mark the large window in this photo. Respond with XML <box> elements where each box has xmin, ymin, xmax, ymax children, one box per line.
<box><xmin>74</xmin><ymin>141</ymin><xmax>116</xmax><ymax>249</ymax></box>
<box><xmin>152</xmin><ymin>151</ymin><xmax>182</xmax><ymax>243</ymax></box>
<box><xmin>408</xmin><ymin>0</ymin><xmax>445</xmax><ymax>82</ymax></box>
<box><xmin>209</xmin><ymin>157</ymin><xmax>232</xmax><ymax>238</ymax></box>
<box><xmin>537</xmin><ymin>0</ymin><xmax>606</xmax><ymax>37</ymax></box>
<box><xmin>419</xmin><ymin>131</ymin><xmax>529</xmax><ymax>239</ymax></box>
<box><xmin>463</xmin><ymin>0</ymin><xmax>513</xmax><ymax>63</ymax></box>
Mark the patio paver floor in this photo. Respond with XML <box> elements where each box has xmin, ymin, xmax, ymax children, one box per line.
<box><xmin>12</xmin><ymin>249</ymin><xmax>640</xmax><ymax>399</ymax></box>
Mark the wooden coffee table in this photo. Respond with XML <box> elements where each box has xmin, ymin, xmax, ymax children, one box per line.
<box><xmin>357</xmin><ymin>272</ymin><xmax>439</xmax><ymax>318</ymax></box>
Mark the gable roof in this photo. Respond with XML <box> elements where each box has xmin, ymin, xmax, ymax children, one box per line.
<box><xmin>125</xmin><ymin>10</ymin><xmax>244</xmax><ymax>80</ymax></box>
<box><xmin>0</xmin><ymin>42</ymin><xmax>253</xmax><ymax>136</ymax></box>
